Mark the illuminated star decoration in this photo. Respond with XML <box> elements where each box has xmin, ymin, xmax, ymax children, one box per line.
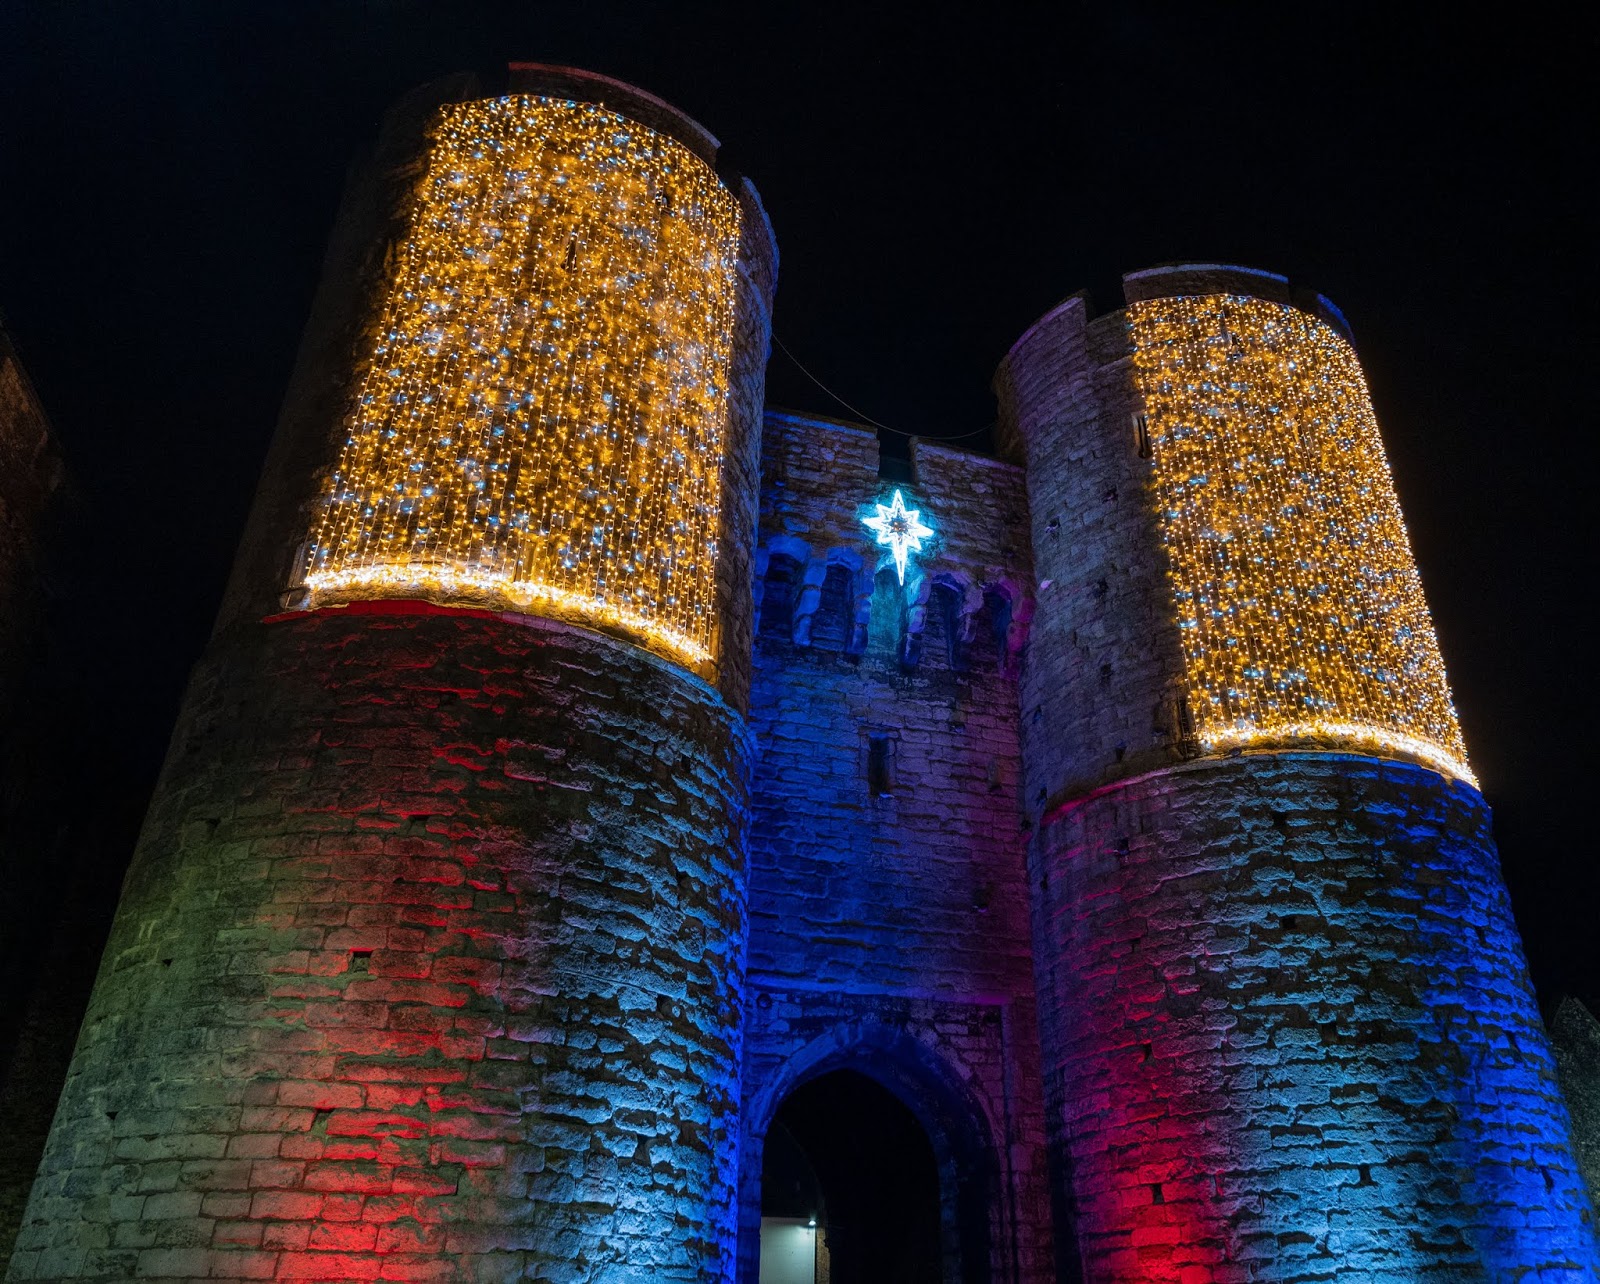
<box><xmin>862</xmin><ymin>489</ymin><xmax>934</xmax><ymax>585</ymax></box>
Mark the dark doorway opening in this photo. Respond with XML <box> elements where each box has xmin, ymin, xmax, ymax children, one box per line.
<box><xmin>762</xmin><ymin>1069</ymin><xmax>943</xmax><ymax>1283</ymax></box>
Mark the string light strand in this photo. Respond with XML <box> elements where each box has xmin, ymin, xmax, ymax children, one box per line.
<box><xmin>1129</xmin><ymin>294</ymin><xmax>1474</xmax><ymax>786</ymax></box>
<box><xmin>301</xmin><ymin>95</ymin><xmax>743</xmax><ymax>669</ymax></box>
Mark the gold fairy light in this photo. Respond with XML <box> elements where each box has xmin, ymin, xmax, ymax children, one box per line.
<box><xmin>1129</xmin><ymin>294</ymin><xmax>1474</xmax><ymax>785</ymax></box>
<box><xmin>302</xmin><ymin>95</ymin><xmax>743</xmax><ymax>669</ymax></box>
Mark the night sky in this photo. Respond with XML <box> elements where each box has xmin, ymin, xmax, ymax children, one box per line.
<box><xmin>1</xmin><ymin>6</ymin><xmax>1592</xmax><ymax>1008</ymax></box>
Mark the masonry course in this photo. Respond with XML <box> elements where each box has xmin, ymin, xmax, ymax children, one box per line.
<box><xmin>9</xmin><ymin>608</ymin><xmax>754</xmax><ymax>1282</ymax></box>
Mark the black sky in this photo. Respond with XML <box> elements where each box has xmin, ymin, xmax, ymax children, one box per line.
<box><xmin>0</xmin><ymin>5</ymin><xmax>1593</xmax><ymax>1006</ymax></box>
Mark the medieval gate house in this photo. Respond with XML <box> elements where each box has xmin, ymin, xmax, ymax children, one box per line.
<box><xmin>5</xmin><ymin>63</ymin><xmax>1597</xmax><ymax>1284</ymax></box>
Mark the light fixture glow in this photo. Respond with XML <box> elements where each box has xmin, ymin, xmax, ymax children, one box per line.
<box><xmin>300</xmin><ymin>94</ymin><xmax>743</xmax><ymax>670</ymax></box>
<box><xmin>861</xmin><ymin>488</ymin><xmax>933</xmax><ymax>584</ymax></box>
<box><xmin>1129</xmin><ymin>293</ymin><xmax>1474</xmax><ymax>785</ymax></box>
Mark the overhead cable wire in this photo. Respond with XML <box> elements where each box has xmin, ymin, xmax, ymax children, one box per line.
<box><xmin>771</xmin><ymin>333</ymin><xmax>993</xmax><ymax>442</ymax></box>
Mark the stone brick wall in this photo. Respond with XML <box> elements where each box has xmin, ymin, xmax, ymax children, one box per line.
<box><xmin>11</xmin><ymin>144</ymin><xmax>1586</xmax><ymax>1284</ymax></box>
<box><xmin>1554</xmin><ymin>998</ymin><xmax>1600</xmax><ymax>1209</ymax></box>
<box><xmin>1034</xmin><ymin>753</ymin><xmax>1595</xmax><ymax>1280</ymax></box>
<box><xmin>1005</xmin><ymin>268</ymin><xmax>1599</xmax><ymax>1281</ymax></box>
<box><xmin>10</xmin><ymin>69</ymin><xmax>776</xmax><ymax>1284</ymax></box>
<box><xmin>994</xmin><ymin>296</ymin><xmax>1191</xmax><ymax>813</ymax></box>
<box><xmin>707</xmin><ymin>177</ymin><xmax>777</xmax><ymax>714</ymax></box>
<box><xmin>217</xmin><ymin>71</ymin><xmax>776</xmax><ymax>714</ymax></box>
<box><xmin>9</xmin><ymin>606</ymin><xmax>752</xmax><ymax>1283</ymax></box>
<box><xmin>737</xmin><ymin>412</ymin><xmax>1054</xmax><ymax>1282</ymax></box>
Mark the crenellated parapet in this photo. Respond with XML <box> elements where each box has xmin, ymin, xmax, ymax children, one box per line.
<box><xmin>753</xmin><ymin>411</ymin><xmax>1032</xmax><ymax>677</ymax></box>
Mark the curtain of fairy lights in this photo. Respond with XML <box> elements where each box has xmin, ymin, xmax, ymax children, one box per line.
<box><xmin>1130</xmin><ymin>294</ymin><xmax>1473</xmax><ymax>784</ymax></box>
<box><xmin>303</xmin><ymin>95</ymin><xmax>743</xmax><ymax>667</ymax></box>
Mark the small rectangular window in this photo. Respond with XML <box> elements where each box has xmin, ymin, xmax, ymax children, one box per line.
<box><xmin>1134</xmin><ymin>413</ymin><xmax>1152</xmax><ymax>460</ymax></box>
<box><xmin>867</xmin><ymin>734</ymin><xmax>895</xmax><ymax>798</ymax></box>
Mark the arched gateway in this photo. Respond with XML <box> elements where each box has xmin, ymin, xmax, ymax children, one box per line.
<box><xmin>740</xmin><ymin>1025</ymin><xmax>1000</xmax><ymax>1284</ymax></box>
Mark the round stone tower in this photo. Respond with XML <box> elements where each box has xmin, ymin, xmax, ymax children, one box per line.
<box><xmin>995</xmin><ymin>265</ymin><xmax>1597</xmax><ymax>1280</ymax></box>
<box><xmin>9</xmin><ymin>66</ymin><xmax>776</xmax><ymax>1284</ymax></box>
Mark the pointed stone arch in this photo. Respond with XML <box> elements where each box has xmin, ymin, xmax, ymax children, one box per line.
<box><xmin>739</xmin><ymin>1020</ymin><xmax>1006</xmax><ymax>1284</ymax></box>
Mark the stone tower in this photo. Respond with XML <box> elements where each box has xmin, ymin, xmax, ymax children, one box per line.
<box><xmin>996</xmin><ymin>265</ymin><xmax>1598</xmax><ymax>1279</ymax></box>
<box><xmin>8</xmin><ymin>66</ymin><xmax>775</xmax><ymax>1283</ymax></box>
